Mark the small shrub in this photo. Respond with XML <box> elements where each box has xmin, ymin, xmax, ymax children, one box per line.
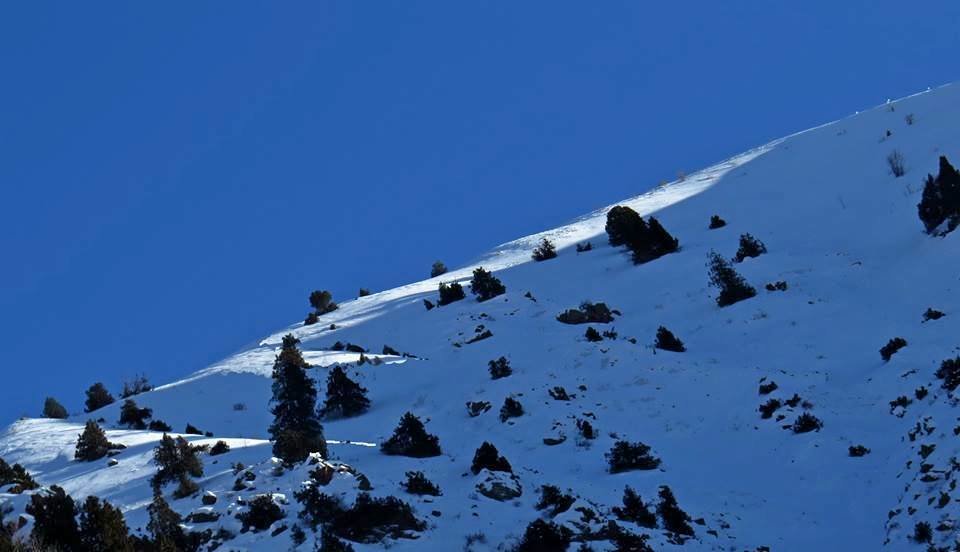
<box><xmin>613</xmin><ymin>486</ymin><xmax>656</xmax><ymax>528</ymax></box>
<box><xmin>184</xmin><ymin>423</ymin><xmax>204</xmax><ymax>435</ymax></box>
<box><xmin>887</xmin><ymin>150</ymin><xmax>906</xmax><ymax>177</ymax></box>
<box><xmin>791</xmin><ymin>413</ymin><xmax>823</xmax><ymax>434</ymax></box>
<box><xmin>233</xmin><ymin>402</ymin><xmax>247</xmax><ymax>411</ymax></box>
<box><xmin>401</xmin><ymin>471</ymin><xmax>441</xmax><ymax>496</ymax></box>
<box><xmin>514</xmin><ymin>519</ymin><xmax>572</xmax><ymax>552</ymax></box>
<box><xmin>557</xmin><ymin>301</ymin><xmax>614</xmax><ymax>324</ymax></box>
<box><xmin>848</xmin><ymin>445</ymin><xmax>870</xmax><ymax>457</ymax></box>
<box><xmin>471</xmin><ymin>442</ymin><xmax>512</xmax><ymax>474</ymax></box>
<box><xmin>319</xmin><ymin>531</ymin><xmax>356</xmax><ymax>551</ymax></box>
<box><xmin>734</xmin><ymin>233</ymin><xmax>767</xmax><ymax>263</ymax></box>
<box><xmin>707</xmin><ymin>251</ymin><xmax>756</xmax><ymax>307</ymax></box>
<box><xmin>470</xmin><ymin>267</ymin><xmax>506</xmax><ymax>302</ymax></box>
<box><xmin>913</xmin><ymin>521</ymin><xmax>932</xmax><ymax>543</ymax></box>
<box><xmin>466</xmin><ymin>401</ymin><xmax>492</xmax><ymax>417</ymax></box>
<box><xmin>120</xmin><ymin>374</ymin><xmax>152</xmax><ymax>398</ymax></box>
<box><xmin>437</xmin><ymin>281</ymin><xmax>465</xmax><ymax>306</ymax></box>
<box><xmin>654</xmin><ymin>326</ymin><xmax>685</xmax><ymax>352</ymax></box>
<box><xmin>576</xmin><ymin>242</ymin><xmax>593</xmax><ymax>253</ymax></box>
<box><xmin>935</xmin><ymin>357</ymin><xmax>960</xmax><ymax>391</ymax></box>
<box><xmin>84</xmin><ymin>382</ymin><xmax>115</xmax><ymax>413</ymax></box>
<box><xmin>708</xmin><ymin>215</ymin><xmax>726</xmax><ymax>229</ymax></box>
<box><xmin>915</xmin><ymin>386</ymin><xmax>928</xmax><ymax>400</ymax></box>
<box><xmin>536</xmin><ymin>485</ymin><xmax>575</xmax><ymax>517</ymax></box>
<box><xmin>548</xmin><ymin>386</ymin><xmax>570</xmax><ymax>401</ymax></box>
<box><xmin>488</xmin><ymin>357</ymin><xmax>512</xmax><ymax>380</ymax></box>
<box><xmin>923</xmin><ymin>308</ymin><xmax>945</xmax><ymax>322</ymax></box>
<box><xmin>758</xmin><ymin>398</ymin><xmax>781</xmax><ymax>419</ymax></box>
<box><xmin>148</xmin><ymin>419</ymin><xmax>172</xmax><ymax>432</ymax></box>
<box><xmin>304</xmin><ymin>311</ymin><xmax>319</xmax><ymax>325</ymax></box>
<box><xmin>430</xmin><ymin>261</ymin><xmax>448</xmax><ymax>278</ymax></box>
<box><xmin>532</xmin><ymin>238</ymin><xmax>558</xmax><ymax>261</ymax></box>
<box><xmin>381</xmin><ymin>413</ymin><xmax>441</xmax><ymax>458</ymax></box>
<box><xmin>296</xmin><ymin>490</ymin><xmax>424</xmax><ymax>543</ymax></box>
<box><xmin>0</xmin><ymin>457</ymin><xmax>38</xmax><ymax>492</ymax></box>
<box><xmin>43</xmin><ymin>397</ymin><xmax>68</xmax><ymax>419</ymax></box>
<box><xmin>499</xmin><ymin>397</ymin><xmax>524</xmax><ymax>422</ymax></box>
<box><xmin>358</xmin><ymin>288</ymin><xmax>371</xmax><ymax>297</ymax></box>
<box><xmin>785</xmin><ymin>394</ymin><xmax>802</xmax><ymax>408</ymax></box>
<box><xmin>584</xmin><ymin>327</ymin><xmax>603</xmax><ymax>342</ymax></box>
<box><xmin>118</xmin><ymin>399</ymin><xmax>152</xmax><ymax>429</ymax></box>
<box><xmin>758</xmin><ymin>380</ymin><xmax>778</xmax><ymax>395</ymax></box>
<box><xmin>657</xmin><ymin>486</ymin><xmax>693</xmax><ymax>536</ymax></box>
<box><xmin>880</xmin><ymin>337</ymin><xmax>907</xmax><ymax>361</ymax></box>
<box><xmin>319</xmin><ymin>365</ymin><xmax>370</xmax><ymax>419</ymax></box>
<box><xmin>576</xmin><ymin>419</ymin><xmax>596</xmax><ymax>440</ymax></box>
<box><xmin>309</xmin><ymin>290</ymin><xmax>338</xmax><ymax>315</ymax></box>
<box><xmin>210</xmin><ymin>440</ymin><xmax>231</xmax><ymax>455</ymax></box>
<box><xmin>238</xmin><ymin>494</ymin><xmax>285</xmax><ymax>532</ymax></box>
<box><xmin>765</xmin><ymin>280</ymin><xmax>788</xmax><ymax>291</ymax></box>
<box><xmin>905</xmin><ymin>113</ymin><xmax>915</xmax><ymax>125</ymax></box>
<box><xmin>606</xmin><ymin>441</ymin><xmax>661</xmax><ymax>473</ymax></box>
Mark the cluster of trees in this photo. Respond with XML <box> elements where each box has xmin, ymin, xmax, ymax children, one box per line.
<box><xmin>305</xmin><ymin>290</ymin><xmax>339</xmax><ymax>325</ymax></box>
<box><xmin>605</xmin><ymin>205</ymin><xmax>679</xmax><ymax>264</ymax></box>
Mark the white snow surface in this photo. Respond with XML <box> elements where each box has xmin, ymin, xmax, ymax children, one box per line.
<box><xmin>3</xmin><ymin>84</ymin><xmax>960</xmax><ymax>551</ymax></box>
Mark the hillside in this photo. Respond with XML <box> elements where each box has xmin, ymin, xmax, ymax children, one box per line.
<box><xmin>3</xmin><ymin>83</ymin><xmax>960</xmax><ymax>551</ymax></box>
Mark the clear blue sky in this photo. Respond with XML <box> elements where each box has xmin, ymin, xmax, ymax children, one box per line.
<box><xmin>1</xmin><ymin>2</ymin><xmax>957</xmax><ymax>422</ymax></box>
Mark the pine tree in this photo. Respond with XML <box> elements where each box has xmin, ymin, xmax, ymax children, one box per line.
<box><xmin>437</xmin><ymin>281</ymin><xmax>466</xmax><ymax>306</ymax></box>
<box><xmin>27</xmin><ymin>485</ymin><xmax>81</xmax><ymax>551</ymax></box>
<box><xmin>657</xmin><ymin>486</ymin><xmax>693</xmax><ymax>536</ymax></box>
<box><xmin>309</xmin><ymin>290</ymin><xmax>338</xmax><ymax>315</ymax></box>
<box><xmin>605</xmin><ymin>205</ymin><xmax>645</xmax><ymax>246</ymax></box>
<box><xmin>118</xmin><ymin>399</ymin><xmax>152</xmax><ymax>429</ymax></box>
<box><xmin>319</xmin><ymin>366</ymin><xmax>370</xmax><ymax>419</ymax></box>
<box><xmin>531</xmin><ymin>238</ymin><xmax>558</xmax><ymax>261</ymax></box>
<box><xmin>76</xmin><ymin>420</ymin><xmax>112</xmax><ymax>462</ymax></box>
<box><xmin>381</xmin><ymin>412</ymin><xmax>441</xmax><ymax>458</ymax></box>
<box><xmin>471</xmin><ymin>442</ymin><xmax>512</xmax><ymax>474</ymax></box>
<box><xmin>633</xmin><ymin>216</ymin><xmax>679</xmax><ymax>264</ymax></box>
<box><xmin>613</xmin><ymin>486</ymin><xmax>657</xmax><ymax>528</ymax></box>
<box><xmin>147</xmin><ymin>490</ymin><xmax>185</xmax><ymax>551</ymax></box>
<box><xmin>269</xmin><ymin>334</ymin><xmax>327</xmax><ymax>463</ymax></box>
<box><xmin>78</xmin><ymin>495</ymin><xmax>134</xmax><ymax>552</ymax></box>
<box><xmin>654</xmin><ymin>326</ymin><xmax>686</xmax><ymax>352</ymax></box>
<box><xmin>734</xmin><ymin>233</ymin><xmax>767</xmax><ymax>263</ymax></box>
<box><xmin>469</xmin><ymin>267</ymin><xmax>506</xmax><ymax>302</ymax></box>
<box><xmin>430</xmin><ymin>261</ymin><xmax>448</xmax><ymax>278</ymax></box>
<box><xmin>151</xmin><ymin>433</ymin><xmax>204</xmax><ymax>492</ymax></box>
<box><xmin>84</xmin><ymin>382</ymin><xmax>115</xmax><ymax>413</ymax></box>
<box><xmin>43</xmin><ymin>397</ymin><xmax>68</xmax><ymax>419</ymax></box>
<box><xmin>706</xmin><ymin>251</ymin><xmax>756</xmax><ymax>307</ymax></box>
<box><xmin>918</xmin><ymin>155</ymin><xmax>960</xmax><ymax>233</ymax></box>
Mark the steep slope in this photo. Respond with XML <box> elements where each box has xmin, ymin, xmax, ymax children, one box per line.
<box><xmin>3</xmin><ymin>84</ymin><xmax>960</xmax><ymax>551</ymax></box>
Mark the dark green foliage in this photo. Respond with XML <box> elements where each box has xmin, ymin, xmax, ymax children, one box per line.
<box><xmin>381</xmin><ymin>413</ymin><xmax>441</xmax><ymax>457</ymax></box>
<box><xmin>654</xmin><ymin>326</ymin><xmax>685</xmax><ymax>352</ymax></box>
<box><xmin>880</xmin><ymin>337</ymin><xmax>907</xmax><ymax>361</ymax></box>
<box><xmin>184</xmin><ymin>423</ymin><xmax>203</xmax><ymax>435</ymax></box>
<box><xmin>913</xmin><ymin>521</ymin><xmax>932</xmax><ymax>543</ymax></box>
<box><xmin>606</xmin><ymin>441</ymin><xmax>661</xmax><ymax>473</ymax></box>
<box><xmin>792</xmin><ymin>413</ymin><xmax>823</xmax><ymax>433</ymax></box>
<box><xmin>466</xmin><ymin>401</ymin><xmax>492</xmax><ymax>417</ymax></box>
<box><xmin>238</xmin><ymin>495</ymin><xmax>285</xmax><ymax>532</ymax></box>
<box><xmin>535</xmin><ymin>485</ymin><xmax>575</xmax><ymax>517</ymax></box>
<box><xmin>936</xmin><ymin>357</ymin><xmax>960</xmax><ymax>391</ymax></box>
<box><xmin>488</xmin><ymin>356</ymin><xmax>512</xmax><ymax>379</ymax></box>
<box><xmin>532</xmin><ymin>238</ymin><xmax>558</xmax><ymax>261</ymax></box>
<box><xmin>576</xmin><ymin>242</ymin><xmax>593</xmax><ymax>252</ymax></box>
<box><xmin>358</xmin><ymin>288</ymin><xmax>371</xmax><ymax>297</ymax></box>
<box><xmin>549</xmin><ymin>387</ymin><xmax>570</xmax><ymax>401</ymax></box>
<box><xmin>657</xmin><ymin>486</ymin><xmax>693</xmax><ymax>536</ymax></box>
<box><xmin>84</xmin><ymin>382</ymin><xmax>115</xmax><ymax>413</ymax></box>
<box><xmin>915</xmin><ymin>386</ymin><xmax>928</xmax><ymax>400</ymax></box>
<box><xmin>709</xmin><ymin>215</ymin><xmax>726</xmax><ymax>229</ymax></box>
<box><xmin>151</xmin><ymin>433</ymin><xmax>204</xmax><ymax>492</ymax></box>
<box><xmin>604</xmin><ymin>206</ymin><xmax>679</xmax><ymax>263</ymax></box>
<box><xmin>430</xmin><ymin>261</ymin><xmax>448</xmax><ymax>278</ymax></box>
<box><xmin>604</xmin><ymin>521</ymin><xmax>654</xmax><ymax>552</ymax></box>
<box><xmin>43</xmin><ymin>397</ymin><xmax>68</xmax><ymax>419</ymax></box>
<box><xmin>584</xmin><ymin>327</ymin><xmax>603</xmax><ymax>342</ymax></box>
<box><xmin>147</xmin><ymin>490</ymin><xmax>187</xmax><ymax>551</ymax></box>
<box><xmin>470</xmin><ymin>267</ymin><xmax>506</xmax><ymax>302</ymax></box>
<box><xmin>290</xmin><ymin>524</ymin><xmax>306</xmax><ymax>547</ymax></box>
<box><xmin>499</xmin><ymin>397</ymin><xmax>523</xmax><ymax>422</ymax></box>
<box><xmin>148</xmin><ymin>419</ymin><xmax>172</xmax><ymax>432</ymax></box>
<box><xmin>605</xmin><ymin>205</ymin><xmax>644</xmax><ymax>247</ymax></box>
<box><xmin>577</xmin><ymin>419</ymin><xmax>596</xmax><ymax>440</ymax></box>
<box><xmin>437</xmin><ymin>281</ymin><xmax>465</xmax><ymax>306</ymax></box>
<box><xmin>707</xmin><ymin>251</ymin><xmax>756</xmax><ymax>307</ymax></box>
<box><xmin>304</xmin><ymin>311</ymin><xmax>320</xmax><ymax>325</ymax></box>
<box><xmin>401</xmin><ymin>471</ymin><xmax>441</xmax><ymax>496</ymax></box>
<box><xmin>471</xmin><ymin>442</ymin><xmax>512</xmax><ymax>474</ymax></box>
<box><xmin>27</xmin><ymin>485</ymin><xmax>80</xmax><ymax>551</ymax></box>
<box><xmin>269</xmin><ymin>334</ymin><xmax>327</xmax><ymax>463</ymax></box>
<box><xmin>613</xmin><ymin>486</ymin><xmax>657</xmax><ymax>528</ymax></box>
<box><xmin>118</xmin><ymin>399</ymin><xmax>152</xmax><ymax>429</ymax></box>
<box><xmin>309</xmin><ymin>290</ymin><xmax>339</xmax><ymax>315</ymax></box>
<box><xmin>320</xmin><ymin>366</ymin><xmax>370</xmax><ymax>419</ymax></box>
<box><xmin>75</xmin><ymin>420</ymin><xmax>112</xmax><ymax>462</ymax></box>
<box><xmin>759</xmin><ymin>380</ymin><xmax>778</xmax><ymax>395</ymax></box>
<box><xmin>0</xmin><ymin>457</ymin><xmax>38</xmax><ymax>492</ymax></box>
<box><xmin>918</xmin><ymin>156</ymin><xmax>960</xmax><ymax>233</ymax></box>
<box><xmin>294</xmin><ymin>487</ymin><xmax>344</xmax><ymax>530</ymax></box>
<box><xmin>923</xmin><ymin>308</ymin><xmax>945</xmax><ymax>321</ymax></box>
<box><xmin>295</xmin><ymin>490</ymin><xmax>424</xmax><ymax>543</ymax></box>
<box><xmin>759</xmin><ymin>398</ymin><xmax>782</xmax><ymax>419</ymax></box>
<box><xmin>734</xmin><ymin>233</ymin><xmax>767</xmax><ymax>262</ymax></box>
<box><xmin>319</xmin><ymin>531</ymin><xmax>356</xmax><ymax>551</ymax></box>
<box><xmin>849</xmin><ymin>445</ymin><xmax>870</xmax><ymax>457</ymax></box>
<box><xmin>79</xmin><ymin>495</ymin><xmax>134</xmax><ymax>552</ymax></box>
<box><xmin>120</xmin><ymin>374</ymin><xmax>152</xmax><ymax>398</ymax></box>
<box><xmin>514</xmin><ymin>519</ymin><xmax>572</xmax><ymax>552</ymax></box>
<box><xmin>556</xmin><ymin>302</ymin><xmax>614</xmax><ymax>324</ymax></box>
<box><xmin>210</xmin><ymin>440</ymin><xmax>230</xmax><ymax>456</ymax></box>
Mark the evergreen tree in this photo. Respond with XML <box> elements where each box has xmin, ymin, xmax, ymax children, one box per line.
<box><xmin>632</xmin><ymin>216</ymin><xmax>679</xmax><ymax>264</ymax></box>
<box><xmin>437</xmin><ymin>281</ymin><xmax>466</xmax><ymax>306</ymax></box>
<box><xmin>380</xmin><ymin>412</ymin><xmax>441</xmax><ymax>458</ymax></box>
<box><xmin>318</xmin><ymin>531</ymin><xmax>356</xmax><ymax>552</ymax></box>
<box><xmin>470</xmin><ymin>267</ymin><xmax>506</xmax><ymax>302</ymax></box>
<box><xmin>43</xmin><ymin>397</ymin><xmax>68</xmax><ymax>419</ymax></box>
<box><xmin>151</xmin><ymin>433</ymin><xmax>204</xmax><ymax>492</ymax></box>
<box><xmin>269</xmin><ymin>334</ymin><xmax>327</xmax><ymax>463</ymax></box>
<box><xmin>657</xmin><ymin>486</ymin><xmax>694</xmax><ymax>536</ymax></box>
<box><xmin>84</xmin><ymin>382</ymin><xmax>115</xmax><ymax>413</ymax></box>
<box><xmin>147</xmin><ymin>490</ymin><xmax>185</xmax><ymax>552</ymax></box>
<box><xmin>78</xmin><ymin>495</ymin><xmax>134</xmax><ymax>552</ymax></box>
<box><xmin>27</xmin><ymin>485</ymin><xmax>80</xmax><ymax>552</ymax></box>
<box><xmin>918</xmin><ymin>155</ymin><xmax>960</xmax><ymax>233</ymax></box>
<box><xmin>118</xmin><ymin>399</ymin><xmax>152</xmax><ymax>429</ymax></box>
<box><xmin>430</xmin><ymin>261</ymin><xmax>448</xmax><ymax>278</ymax></box>
<box><xmin>76</xmin><ymin>420</ymin><xmax>112</xmax><ymax>462</ymax></box>
<box><xmin>531</xmin><ymin>238</ymin><xmax>558</xmax><ymax>261</ymax></box>
<box><xmin>319</xmin><ymin>366</ymin><xmax>370</xmax><ymax>419</ymax></box>
<box><xmin>706</xmin><ymin>251</ymin><xmax>757</xmax><ymax>307</ymax></box>
<box><xmin>734</xmin><ymin>233</ymin><xmax>767</xmax><ymax>263</ymax></box>
<box><xmin>0</xmin><ymin>457</ymin><xmax>38</xmax><ymax>492</ymax></box>
<box><xmin>488</xmin><ymin>356</ymin><xmax>512</xmax><ymax>379</ymax></box>
<box><xmin>471</xmin><ymin>442</ymin><xmax>512</xmax><ymax>474</ymax></box>
<box><xmin>605</xmin><ymin>205</ymin><xmax>645</xmax><ymax>246</ymax></box>
<box><xmin>613</xmin><ymin>486</ymin><xmax>657</xmax><ymax>528</ymax></box>
<box><xmin>309</xmin><ymin>290</ymin><xmax>338</xmax><ymax>315</ymax></box>
<box><xmin>654</xmin><ymin>326</ymin><xmax>686</xmax><ymax>352</ymax></box>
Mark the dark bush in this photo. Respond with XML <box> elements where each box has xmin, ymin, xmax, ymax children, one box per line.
<box><xmin>27</xmin><ymin>485</ymin><xmax>80</xmax><ymax>551</ymax></box>
<box><xmin>532</xmin><ymin>238</ymin><xmax>558</xmax><ymax>261</ymax></box>
<box><xmin>654</xmin><ymin>326</ymin><xmax>685</xmax><ymax>352</ymax></box>
<box><xmin>923</xmin><ymin>308</ymin><xmax>945</xmax><ymax>321</ymax></box>
<box><xmin>210</xmin><ymin>440</ymin><xmax>231</xmax><ymax>456</ymax></box>
<box><xmin>466</xmin><ymin>401</ymin><xmax>492</xmax><ymax>417</ymax></box>
<box><xmin>707</xmin><ymin>251</ymin><xmax>756</xmax><ymax>307</ymax></box>
<box><xmin>758</xmin><ymin>398</ymin><xmax>781</xmax><ymax>419</ymax></box>
<box><xmin>936</xmin><ymin>357</ymin><xmax>960</xmax><ymax>392</ymax></box>
<box><xmin>294</xmin><ymin>487</ymin><xmax>344</xmax><ymax>530</ymax></box>
<box><xmin>238</xmin><ymin>494</ymin><xmax>285</xmax><ymax>532</ymax></box>
<box><xmin>556</xmin><ymin>301</ymin><xmax>614</xmax><ymax>324</ymax></box>
<box><xmin>549</xmin><ymin>386</ymin><xmax>570</xmax><ymax>401</ymax></box>
<box><xmin>0</xmin><ymin>457</ymin><xmax>38</xmax><ymax>492</ymax></box>
<box><xmin>657</xmin><ymin>486</ymin><xmax>693</xmax><ymax>536</ymax></box>
<box><xmin>470</xmin><ymin>267</ymin><xmax>506</xmax><ymax>302</ymax></box>
<box><xmin>319</xmin><ymin>531</ymin><xmax>356</xmax><ymax>551</ymax></box>
<box><xmin>606</xmin><ymin>205</ymin><xmax>644</xmax><ymax>246</ymax></box>
<box><xmin>584</xmin><ymin>327</ymin><xmax>603</xmax><ymax>342</ymax></box>
<box><xmin>270</xmin><ymin>334</ymin><xmax>327</xmax><ymax>463</ymax></box>
<box><xmin>488</xmin><ymin>356</ymin><xmax>512</xmax><ymax>379</ymax></box>
<box><xmin>792</xmin><ymin>413</ymin><xmax>823</xmax><ymax>433</ymax></box>
<box><xmin>785</xmin><ymin>394</ymin><xmax>802</xmax><ymax>408</ymax></box>
<box><xmin>765</xmin><ymin>281</ymin><xmax>788</xmax><ymax>292</ymax></box>
<box><xmin>915</xmin><ymin>386</ymin><xmax>929</xmax><ymax>400</ymax></box>
<box><xmin>576</xmin><ymin>242</ymin><xmax>593</xmax><ymax>253</ymax></box>
<box><xmin>759</xmin><ymin>380</ymin><xmax>778</xmax><ymax>395</ymax></box>
<box><xmin>401</xmin><ymin>471</ymin><xmax>441</xmax><ymax>496</ymax></box>
<box><xmin>184</xmin><ymin>423</ymin><xmax>204</xmax><ymax>435</ymax></box>
<box><xmin>381</xmin><ymin>412</ymin><xmax>441</xmax><ymax>458</ymax></box>
<box><xmin>918</xmin><ymin>155</ymin><xmax>960</xmax><ymax>234</ymax></box>
<box><xmin>430</xmin><ymin>261</ymin><xmax>448</xmax><ymax>278</ymax></box>
<box><xmin>146</xmin><ymin>490</ymin><xmax>187</xmax><ymax>550</ymax></box>
<box><xmin>296</xmin><ymin>490</ymin><xmax>425</xmax><ymax>544</ymax></box>
<box><xmin>84</xmin><ymin>382</ymin><xmax>115</xmax><ymax>413</ymax></box>
<box><xmin>75</xmin><ymin>420</ymin><xmax>114</xmax><ymax>462</ymax></box>
<box><xmin>304</xmin><ymin>311</ymin><xmax>320</xmax><ymax>325</ymax></box>
<box><xmin>514</xmin><ymin>519</ymin><xmax>572</xmax><ymax>552</ymax></box>
<box><xmin>606</xmin><ymin>441</ymin><xmax>661</xmax><ymax>473</ymax></box>
<box><xmin>849</xmin><ymin>445</ymin><xmax>870</xmax><ymax>457</ymax></box>
<box><xmin>43</xmin><ymin>397</ymin><xmax>68</xmax><ymax>419</ymax></box>
<box><xmin>536</xmin><ymin>485</ymin><xmax>575</xmax><ymax>517</ymax></box>
<box><xmin>577</xmin><ymin>419</ymin><xmax>596</xmax><ymax>440</ymax></box>
<box><xmin>880</xmin><ymin>337</ymin><xmax>907</xmax><ymax>361</ymax></box>
<box><xmin>437</xmin><ymin>281</ymin><xmax>465</xmax><ymax>306</ymax></box>
<box><xmin>320</xmin><ymin>365</ymin><xmax>370</xmax><ymax>419</ymax></box>
<box><xmin>309</xmin><ymin>290</ymin><xmax>339</xmax><ymax>315</ymax></box>
<box><xmin>78</xmin><ymin>495</ymin><xmax>134</xmax><ymax>552</ymax></box>
<box><xmin>499</xmin><ymin>397</ymin><xmax>524</xmax><ymax>422</ymax></box>
<box><xmin>888</xmin><ymin>150</ymin><xmax>906</xmax><ymax>177</ymax></box>
<box><xmin>708</xmin><ymin>215</ymin><xmax>726</xmax><ymax>229</ymax></box>
<box><xmin>148</xmin><ymin>419</ymin><xmax>171</xmax><ymax>432</ymax></box>
<box><xmin>613</xmin><ymin>486</ymin><xmax>656</xmax><ymax>528</ymax></box>
<box><xmin>604</xmin><ymin>206</ymin><xmax>679</xmax><ymax>262</ymax></box>
<box><xmin>734</xmin><ymin>233</ymin><xmax>767</xmax><ymax>263</ymax></box>
<box><xmin>358</xmin><ymin>288</ymin><xmax>371</xmax><ymax>297</ymax></box>
<box><xmin>471</xmin><ymin>442</ymin><xmax>512</xmax><ymax>474</ymax></box>
<box><xmin>151</xmin><ymin>433</ymin><xmax>204</xmax><ymax>492</ymax></box>
<box><xmin>118</xmin><ymin>399</ymin><xmax>152</xmax><ymax>429</ymax></box>
<box><xmin>913</xmin><ymin>521</ymin><xmax>933</xmax><ymax>543</ymax></box>
<box><xmin>120</xmin><ymin>374</ymin><xmax>152</xmax><ymax>398</ymax></box>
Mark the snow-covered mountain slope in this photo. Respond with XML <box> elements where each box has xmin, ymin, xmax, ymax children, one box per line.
<box><xmin>5</xmin><ymin>83</ymin><xmax>960</xmax><ymax>551</ymax></box>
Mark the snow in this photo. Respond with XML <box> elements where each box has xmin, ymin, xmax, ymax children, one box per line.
<box><xmin>3</xmin><ymin>83</ymin><xmax>960</xmax><ymax>550</ymax></box>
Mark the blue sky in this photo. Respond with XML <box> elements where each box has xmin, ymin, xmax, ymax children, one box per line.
<box><xmin>1</xmin><ymin>2</ymin><xmax>957</xmax><ymax>422</ymax></box>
